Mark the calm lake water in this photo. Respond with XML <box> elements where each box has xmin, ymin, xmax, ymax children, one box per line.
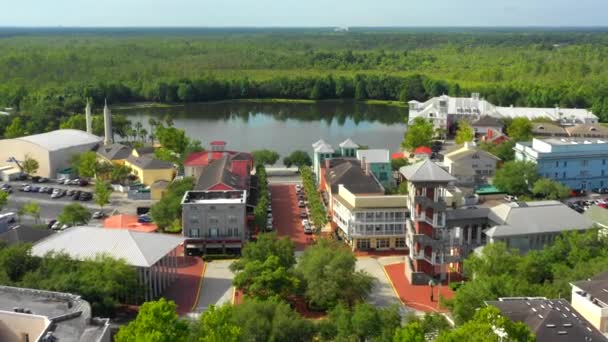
<box><xmin>116</xmin><ymin>100</ymin><xmax>408</xmax><ymax>162</ymax></box>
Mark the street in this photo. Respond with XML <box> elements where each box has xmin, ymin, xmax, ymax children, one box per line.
<box><xmin>194</xmin><ymin>260</ymin><xmax>235</xmax><ymax>313</ymax></box>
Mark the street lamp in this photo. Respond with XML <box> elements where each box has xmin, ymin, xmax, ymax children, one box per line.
<box><xmin>429</xmin><ymin>279</ymin><xmax>436</xmax><ymax>302</ymax></box>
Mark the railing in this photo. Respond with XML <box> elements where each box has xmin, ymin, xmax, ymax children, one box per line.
<box><xmin>352</xmin><ymin>230</ymin><xmax>405</xmax><ymax>237</ymax></box>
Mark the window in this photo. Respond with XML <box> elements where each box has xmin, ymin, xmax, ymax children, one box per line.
<box><xmin>563</xmin><ymin>172</ymin><xmax>566</xmax><ymax>178</ymax></box>
<box><xmin>603</xmin><ymin>170</ymin><xmax>606</xmax><ymax>176</ymax></box>
<box><xmin>395</xmin><ymin>238</ymin><xmax>406</xmax><ymax>248</ymax></box>
<box><xmin>379</xmin><ymin>172</ymin><xmax>388</xmax><ymax>181</ymax></box>
<box><xmin>189</xmin><ymin>229</ymin><xmax>200</xmax><ymax>238</ymax></box>
<box><xmin>376</xmin><ymin>238</ymin><xmax>390</xmax><ymax>249</ymax></box>
<box><xmin>209</xmin><ymin>206</ymin><xmax>216</xmax><ymax>210</ymax></box>
<box><xmin>563</xmin><ymin>161</ymin><xmax>567</xmax><ymax>167</ymax></box>
<box><xmin>228</xmin><ymin>216</ymin><xmax>238</xmax><ymax>223</ymax></box>
<box><xmin>582</xmin><ymin>160</ymin><xmax>588</xmax><ymax>167</ymax></box>
<box><xmin>471</xmin><ymin>164</ymin><xmax>478</xmax><ymax>168</ymax></box>
<box><xmin>210</xmin><ymin>228</ymin><xmax>218</xmax><ymax>238</ymax></box>
<box><xmin>555</xmin><ymin>161</ymin><xmax>559</xmax><ymax>167</ymax></box>
<box><xmin>472</xmin><ymin>154</ymin><xmax>480</xmax><ymax>159</ymax></box>
<box><xmin>357</xmin><ymin>239</ymin><xmax>371</xmax><ymax>250</ymax></box>
<box><xmin>554</xmin><ymin>172</ymin><xmax>558</xmax><ymax>179</ymax></box>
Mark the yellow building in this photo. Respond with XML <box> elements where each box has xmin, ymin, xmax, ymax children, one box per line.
<box><xmin>124</xmin><ymin>154</ymin><xmax>175</xmax><ymax>186</ymax></box>
<box><xmin>332</xmin><ymin>184</ymin><xmax>409</xmax><ymax>251</ymax></box>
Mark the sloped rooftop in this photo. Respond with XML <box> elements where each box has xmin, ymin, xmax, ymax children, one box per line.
<box><xmin>399</xmin><ymin>159</ymin><xmax>455</xmax><ymax>183</ymax></box>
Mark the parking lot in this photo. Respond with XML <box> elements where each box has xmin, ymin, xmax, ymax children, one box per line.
<box><xmin>269</xmin><ymin>184</ymin><xmax>313</xmax><ymax>251</ymax></box>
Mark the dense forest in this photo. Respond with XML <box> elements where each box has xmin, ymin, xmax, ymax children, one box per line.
<box><xmin>1</xmin><ymin>28</ymin><xmax>608</xmax><ymax>137</ymax></box>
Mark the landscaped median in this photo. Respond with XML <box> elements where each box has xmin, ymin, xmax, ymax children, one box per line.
<box><xmin>299</xmin><ymin>166</ymin><xmax>327</xmax><ymax>232</ymax></box>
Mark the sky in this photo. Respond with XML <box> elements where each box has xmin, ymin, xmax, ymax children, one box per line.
<box><xmin>4</xmin><ymin>0</ymin><xmax>607</xmax><ymax>27</ymax></box>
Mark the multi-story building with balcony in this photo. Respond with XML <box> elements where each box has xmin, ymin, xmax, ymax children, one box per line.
<box><xmin>181</xmin><ymin>190</ymin><xmax>247</xmax><ymax>255</ymax></box>
<box><xmin>332</xmin><ymin>184</ymin><xmax>408</xmax><ymax>251</ymax></box>
<box><xmin>515</xmin><ymin>138</ymin><xmax>608</xmax><ymax>190</ymax></box>
<box><xmin>399</xmin><ymin>159</ymin><xmax>456</xmax><ymax>284</ymax></box>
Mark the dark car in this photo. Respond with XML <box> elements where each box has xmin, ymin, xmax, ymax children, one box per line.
<box><xmin>299</xmin><ymin>211</ymin><xmax>307</xmax><ymax>218</ymax></box>
<box><xmin>79</xmin><ymin>192</ymin><xmax>92</xmax><ymax>201</ymax></box>
<box><xmin>31</xmin><ymin>176</ymin><xmax>41</xmax><ymax>183</ymax></box>
<box><xmin>66</xmin><ymin>189</ymin><xmax>76</xmax><ymax>196</ymax></box>
<box><xmin>45</xmin><ymin>187</ymin><xmax>54</xmax><ymax>194</ymax></box>
<box><xmin>138</xmin><ymin>215</ymin><xmax>153</xmax><ymax>223</ymax></box>
<box><xmin>79</xmin><ymin>179</ymin><xmax>89</xmax><ymax>186</ymax></box>
<box><xmin>72</xmin><ymin>191</ymin><xmax>81</xmax><ymax>200</ymax></box>
<box><xmin>15</xmin><ymin>174</ymin><xmax>27</xmax><ymax>181</ymax></box>
<box><xmin>47</xmin><ymin>219</ymin><xmax>57</xmax><ymax>229</ymax></box>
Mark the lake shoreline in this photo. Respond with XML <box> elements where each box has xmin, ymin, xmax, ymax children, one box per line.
<box><xmin>113</xmin><ymin>98</ymin><xmax>409</xmax><ymax>110</ymax></box>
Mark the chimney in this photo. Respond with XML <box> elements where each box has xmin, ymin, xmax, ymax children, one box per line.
<box><xmin>103</xmin><ymin>99</ymin><xmax>113</xmax><ymax>145</ymax></box>
<box><xmin>85</xmin><ymin>100</ymin><xmax>92</xmax><ymax>134</ymax></box>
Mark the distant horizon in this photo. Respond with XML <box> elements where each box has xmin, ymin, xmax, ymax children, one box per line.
<box><xmin>4</xmin><ymin>1</ymin><xmax>607</xmax><ymax>27</ymax></box>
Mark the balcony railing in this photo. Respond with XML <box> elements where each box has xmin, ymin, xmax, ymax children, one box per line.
<box><xmin>352</xmin><ymin>229</ymin><xmax>405</xmax><ymax>237</ymax></box>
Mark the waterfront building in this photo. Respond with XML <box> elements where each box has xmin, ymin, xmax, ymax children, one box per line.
<box><xmin>515</xmin><ymin>138</ymin><xmax>608</xmax><ymax>190</ymax></box>
<box><xmin>181</xmin><ymin>190</ymin><xmax>247</xmax><ymax>254</ymax></box>
<box><xmin>355</xmin><ymin>149</ymin><xmax>394</xmax><ymax>188</ymax></box>
<box><xmin>408</xmin><ymin>93</ymin><xmax>598</xmax><ymax>131</ymax></box>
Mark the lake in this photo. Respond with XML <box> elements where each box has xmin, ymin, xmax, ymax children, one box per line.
<box><xmin>116</xmin><ymin>100</ymin><xmax>408</xmax><ymax>162</ymax></box>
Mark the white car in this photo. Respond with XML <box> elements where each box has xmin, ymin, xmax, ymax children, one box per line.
<box><xmin>303</xmin><ymin>224</ymin><xmax>313</xmax><ymax>235</ymax></box>
<box><xmin>301</xmin><ymin>219</ymin><xmax>309</xmax><ymax>226</ymax></box>
<box><xmin>51</xmin><ymin>221</ymin><xmax>63</xmax><ymax>230</ymax></box>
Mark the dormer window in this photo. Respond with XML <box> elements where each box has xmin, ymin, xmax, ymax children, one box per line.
<box><xmin>590</xmin><ymin>127</ymin><xmax>597</xmax><ymax>131</ymax></box>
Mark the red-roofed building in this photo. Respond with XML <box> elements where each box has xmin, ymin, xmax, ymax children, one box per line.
<box><xmin>391</xmin><ymin>152</ymin><xmax>408</xmax><ymax>160</ymax></box>
<box><xmin>184</xmin><ymin>142</ymin><xmax>253</xmax><ymax>179</ymax></box>
<box><xmin>413</xmin><ymin>146</ymin><xmax>432</xmax><ymax>155</ymax></box>
<box><xmin>482</xmin><ymin>128</ymin><xmax>510</xmax><ymax>145</ymax></box>
<box><xmin>104</xmin><ymin>214</ymin><xmax>158</xmax><ymax>233</ymax></box>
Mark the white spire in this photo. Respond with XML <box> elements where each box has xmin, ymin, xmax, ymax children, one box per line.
<box><xmin>85</xmin><ymin>99</ymin><xmax>92</xmax><ymax>135</ymax></box>
<box><xmin>103</xmin><ymin>99</ymin><xmax>113</xmax><ymax>145</ymax></box>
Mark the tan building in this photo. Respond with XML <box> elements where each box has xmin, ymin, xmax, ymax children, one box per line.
<box><xmin>332</xmin><ymin>184</ymin><xmax>408</xmax><ymax>251</ymax></box>
<box><xmin>443</xmin><ymin>142</ymin><xmax>500</xmax><ymax>185</ymax></box>
<box><xmin>571</xmin><ymin>272</ymin><xmax>608</xmax><ymax>334</ymax></box>
<box><xmin>124</xmin><ymin>153</ymin><xmax>175</xmax><ymax>186</ymax></box>
<box><xmin>565</xmin><ymin>124</ymin><xmax>608</xmax><ymax>138</ymax></box>
<box><xmin>0</xmin><ymin>129</ymin><xmax>101</xmax><ymax>178</ymax></box>
<box><xmin>96</xmin><ymin>143</ymin><xmax>132</xmax><ymax>165</ymax></box>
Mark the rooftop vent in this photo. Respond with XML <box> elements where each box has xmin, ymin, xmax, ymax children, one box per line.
<box><xmin>546</xmin><ymin>324</ymin><xmax>556</xmax><ymax>328</ymax></box>
<box><xmin>563</xmin><ymin>323</ymin><xmax>573</xmax><ymax>327</ymax></box>
<box><xmin>557</xmin><ymin>331</ymin><xmax>568</xmax><ymax>335</ymax></box>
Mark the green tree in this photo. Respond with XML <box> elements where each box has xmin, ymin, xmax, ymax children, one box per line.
<box><xmin>479</xmin><ymin>141</ymin><xmax>515</xmax><ymax>162</ymax></box>
<box><xmin>506</xmin><ymin>117</ymin><xmax>533</xmax><ymax>142</ymax></box>
<box><xmin>58</xmin><ymin>203</ymin><xmax>91</xmax><ymax>226</ymax></box>
<box><xmin>0</xmin><ymin>191</ymin><xmax>8</xmax><ymax>211</ymax></box>
<box><xmin>231</xmin><ymin>233</ymin><xmax>296</xmax><ymax>271</ymax></box>
<box><xmin>0</xmin><ymin>244</ymin><xmax>40</xmax><ymax>283</ymax></box>
<box><xmin>22</xmin><ymin>155</ymin><xmax>39</xmax><ymax>175</ymax></box>
<box><xmin>251</xmin><ymin>149</ymin><xmax>280</xmax><ymax>166</ymax></box>
<box><xmin>297</xmin><ymin>239</ymin><xmax>373</xmax><ymax>310</ymax></box>
<box><xmin>149</xmin><ymin>177</ymin><xmax>194</xmax><ymax>229</ymax></box>
<box><xmin>189</xmin><ymin>305</ymin><xmax>240</xmax><ymax>342</ymax></box>
<box><xmin>72</xmin><ymin>151</ymin><xmax>99</xmax><ymax>178</ymax></box>
<box><xmin>110</xmin><ymin>164</ymin><xmax>133</xmax><ymax>184</ymax></box>
<box><xmin>19</xmin><ymin>201</ymin><xmax>41</xmax><ymax>223</ymax></box>
<box><xmin>391</xmin><ymin>157</ymin><xmax>409</xmax><ymax>171</ymax></box>
<box><xmin>232</xmin><ymin>255</ymin><xmax>299</xmax><ymax>300</ymax></box>
<box><xmin>394</xmin><ymin>321</ymin><xmax>425</xmax><ymax>342</ymax></box>
<box><xmin>94</xmin><ymin>180</ymin><xmax>112</xmax><ymax>210</ymax></box>
<box><xmin>283</xmin><ymin>150</ymin><xmax>312</xmax><ymax>168</ymax></box>
<box><xmin>455</xmin><ymin>121</ymin><xmax>475</xmax><ymax>144</ymax></box>
<box><xmin>4</xmin><ymin>117</ymin><xmax>26</xmax><ymax>138</ymax></box>
<box><xmin>402</xmin><ymin>117</ymin><xmax>433</xmax><ymax>151</ymax></box>
<box><xmin>115</xmin><ymin>298</ymin><xmax>189</xmax><ymax>342</ymax></box>
<box><xmin>437</xmin><ymin>306</ymin><xmax>535</xmax><ymax>342</ymax></box>
<box><xmin>532</xmin><ymin>178</ymin><xmax>571</xmax><ymax>200</ymax></box>
<box><xmin>493</xmin><ymin>161</ymin><xmax>539</xmax><ymax>195</ymax></box>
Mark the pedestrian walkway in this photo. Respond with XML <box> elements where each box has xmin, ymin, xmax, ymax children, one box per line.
<box><xmin>193</xmin><ymin>260</ymin><xmax>235</xmax><ymax>313</ymax></box>
<box><xmin>162</xmin><ymin>247</ymin><xmax>205</xmax><ymax>316</ymax></box>
<box><xmin>384</xmin><ymin>262</ymin><xmax>454</xmax><ymax>313</ymax></box>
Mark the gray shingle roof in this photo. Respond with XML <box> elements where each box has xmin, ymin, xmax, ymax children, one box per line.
<box><xmin>195</xmin><ymin>156</ymin><xmax>243</xmax><ymax>190</ymax></box>
<box><xmin>32</xmin><ymin>226</ymin><xmax>184</xmax><ymax>267</ymax></box>
<box><xmin>325</xmin><ymin>159</ymin><xmax>383</xmax><ymax>194</ymax></box>
<box><xmin>97</xmin><ymin>143</ymin><xmax>132</xmax><ymax>161</ymax></box>
<box><xmin>0</xmin><ymin>225</ymin><xmax>53</xmax><ymax>246</ymax></box>
<box><xmin>126</xmin><ymin>155</ymin><xmax>174</xmax><ymax>170</ymax></box>
<box><xmin>571</xmin><ymin>273</ymin><xmax>608</xmax><ymax>307</ymax></box>
<box><xmin>472</xmin><ymin>116</ymin><xmax>503</xmax><ymax>127</ymax></box>
<box><xmin>486</xmin><ymin>298</ymin><xmax>605</xmax><ymax>342</ymax></box>
<box><xmin>485</xmin><ymin>201</ymin><xmax>593</xmax><ymax>238</ymax></box>
<box><xmin>399</xmin><ymin>159</ymin><xmax>455</xmax><ymax>183</ymax></box>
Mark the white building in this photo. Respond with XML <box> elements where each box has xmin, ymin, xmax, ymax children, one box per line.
<box><xmin>0</xmin><ymin>129</ymin><xmax>102</xmax><ymax>178</ymax></box>
<box><xmin>32</xmin><ymin>227</ymin><xmax>184</xmax><ymax>302</ymax></box>
<box><xmin>570</xmin><ymin>272</ymin><xmax>608</xmax><ymax>334</ymax></box>
<box><xmin>408</xmin><ymin>94</ymin><xmax>598</xmax><ymax>131</ymax></box>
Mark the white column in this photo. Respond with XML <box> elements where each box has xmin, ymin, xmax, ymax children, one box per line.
<box><xmin>467</xmin><ymin>227</ymin><xmax>472</xmax><ymax>245</ymax></box>
<box><xmin>476</xmin><ymin>226</ymin><xmax>482</xmax><ymax>245</ymax></box>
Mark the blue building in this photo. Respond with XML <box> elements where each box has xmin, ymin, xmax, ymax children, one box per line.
<box><xmin>515</xmin><ymin>138</ymin><xmax>608</xmax><ymax>190</ymax></box>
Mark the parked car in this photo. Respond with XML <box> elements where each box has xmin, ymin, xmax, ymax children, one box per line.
<box><xmin>303</xmin><ymin>224</ymin><xmax>313</xmax><ymax>235</ymax></box>
<box><xmin>21</xmin><ymin>185</ymin><xmax>31</xmax><ymax>192</ymax></box>
<box><xmin>31</xmin><ymin>176</ymin><xmax>41</xmax><ymax>183</ymax></box>
<box><xmin>301</xmin><ymin>219</ymin><xmax>309</xmax><ymax>226</ymax></box>
<box><xmin>38</xmin><ymin>186</ymin><xmax>48</xmax><ymax>193</ymax></box>
<box><xmin>504</xmin><ymin>195</ymin><xmax>518</xmax><ymax>202</ymax></box>
<box><xmin>79</xmin><ymin>192</ymin><xmax>92</xmax><ymax>201</ymax></box>
<box><xmin>299</xmin><ymin>210</ymin><xmax>307</xmax><ymax>218</ymax></box>
<box><xmin>298</xmin><ymin>200</ymin><xmax>305</xmax><ymax>208</ymax></box>
<box><xmin>51</xmin><ymin>189</ymin><xmax>65</xmax><ymax>199</ymax></box>
<box><xmin>15</xmin><ymin>174</ymin><xmax>27</xmax><ymax>181</ymax></box>
<box><xmin>66</xmin><ymin>189</ymin><xmax>76</xmax><ymax>196</ymax></box>
<box><xmin>92</xmin><ymin>211</ymin><xmax>106</xmax><ymax>219</ymax></box>
<box><xmin>47</xmin><ymin>219</ymin><xmax>57</xmax><ymax>229</ymax></box>
<box><xmin>45</xmin><ymin>187</ymin><xmax>54</xmax><ymax>194</ymax></box>
<box><xmin>37</xmin><ymin>177</ymin><xmax>49</xmax><ymax>183</ymax></box>
<box><xmin>570</xmin><ymin>189</ymin><xmax>586</xmax><ymax>197</ymax></box>
<box><xmin>51</xmin><ymin>221</ymin><xmax>63</xmax><ymax>230</ymax></box>
<box><xmin>71</xmin><ymin>191</ymin><xmax>81</xmax><ymax>200</ymax></box>
<box><xmin>30</xmin><ymin>186</ymin><xmax>40</xmax><ymax>192</ymax></box>
<box><xmin>1</xmin><ymin>184</ymin><xmax>12</xmax><ymax>193</ymax></box>
<box><xmin>138</xmin><ymin>214</ymin><xmax>153</xmax><ymax>223</ymax></box>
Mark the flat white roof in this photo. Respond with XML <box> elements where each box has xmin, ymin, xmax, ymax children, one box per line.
<box><xmin>15</xmin><ymin>129</ymin><xmax>101</xmax><ymax>152</ymax></box>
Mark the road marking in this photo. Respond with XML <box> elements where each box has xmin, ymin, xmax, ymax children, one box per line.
<box><xmin>190</xmin><ymin>261</ymin><xmax>207</xmax><ymax>312</ymax></box>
